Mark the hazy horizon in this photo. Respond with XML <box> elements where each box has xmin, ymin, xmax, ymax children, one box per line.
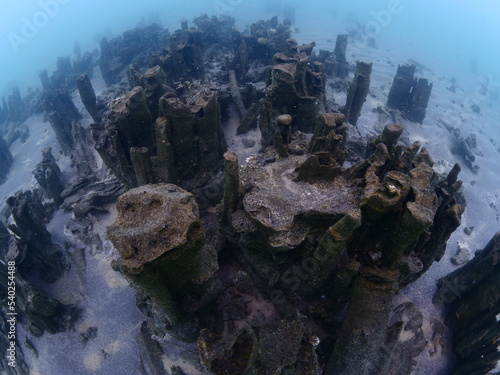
<box><xmin>1</xmin><ymin>0</ymin><xmax>499</xmax><ymax>98</ymax></box>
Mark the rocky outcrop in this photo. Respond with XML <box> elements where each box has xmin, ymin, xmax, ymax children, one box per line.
<box><xmin>0</xmin><ymin>135</ymin><xmax>12</xmax><ymax>184</ymax></box>
<box><xmin>265</xmin><ymin>38</ymin><xmax>326</xmax><ymax>133</ymax></box>
<box><xmin>91</xmin><ymin>86</ymin><xmax>226</xmax><ymax>188</ymax></box>
<box><xmin>435</xmin><ymin>232</ymin><xmax>500</xmax><ymax>375</ymax></box>
<box><xmin>226</xmin><ymin>123</ymin><xmax>463</xmax><ymax>374</ymax></box>
<box><xmin>0</xmin><ymin>261</ymin><xmax>79</xmax><ymax>337</ymax></box>
<box><xmin>386</xmin><ymin>64</ymin><xmax>433</xmax><ymax>123</ymax></box>
<box><xmin>6</xmin><ymin>190</ymin><xmax>67</xmax><ymax>284</ymax></box>
<box><xmin>108</xmin><ymin>184</ymin><xmax>220</xmax><ymax>341</ymax></box>
<box><xmin>159</xmin><ymin>29</ymin><xmax>205</xmax><ymax>85</ymax></box>
<box><xmin>248</xmin><ymin>16</ymin><xmax>292</xmax><ymax>65</ymax></box>
<box><xmin>333</xmin><ymin>34</ymin><xmax>349</xmax><ymax>78</ymax></box>
<box><xmin>100</xmin><ymin>24</ymin><xmax>169</xmax><ymax>86</ymax></box>
<box><xmin>41</xmin><ymin>88</ymin><xmax>81</xmax><ymax>154</ymax></box>
<box><xmin>33</xmin><ymin>147</ymin><xmax>63</xmax><ymax>206</ymax></box>
<box><xmin>342</xmin><ymin>61</ymin><xmax>372</xmax><ymax>125</ymax></box>
<box><xmin>315</xmin><ymin>34</ymin><xmax>349</xmax><ymax>79</ymax></box>
<box><xmin>76</xmin><ymin>73</ymin><xmax>100</xmax><ymax>122</ymax></box>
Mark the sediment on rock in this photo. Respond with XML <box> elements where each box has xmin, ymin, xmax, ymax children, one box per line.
<box><xmin>108</xmin><ymin>184</ymin><xmax>220</xmax><ymax>341</ymax></box>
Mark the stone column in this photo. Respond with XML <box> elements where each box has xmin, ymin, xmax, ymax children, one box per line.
<box><xmin>76</xmin><ymin>73</ymin><xmax>99</xmax><ymax>122</ymax></box>
<box><xmin>343</xmin><ymin>61</ymin><xmax>372</xmax><ymax>126</ymax></box>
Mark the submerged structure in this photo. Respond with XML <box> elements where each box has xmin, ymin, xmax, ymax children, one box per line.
<box><xmin>0</xmin><ymin>11</ymin><xmax>497</xmax><ymax>375</ymax></box>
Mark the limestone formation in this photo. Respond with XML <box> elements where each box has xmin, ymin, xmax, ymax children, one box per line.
<box><xmin>33</xmin><ymin>147</ymin><xmax>64</xmax><ymax>206</ymax></box>
<box><xmin>158</xmin><ymin>90</ymin><xmax>226</xmax><ymax>180</ymax></box>
<box><xmin>387</xmin><ymin>64</ymin><xmax>433</xmax><ymax>123</ymax></box>
<box><xmin>76</xmin><ymin>73</ymin><xmax>100</xmax><ymax>122</ymax></box>
<box><xmin>92</xmin><ymin>85</ymin><xmax>226</xmax><ymax>188</ymax></box>
<box><xmin>0</xmin><ymin>262</ymin><xmax>79</xmax><ymax>336</ymax></box>
<box><xmin>99</xmin><ymin>24</ymin><xmax>169</xmax><ymax>86</ymax></box>
<box><xmin>0</xmin><ymin>135</ymin><xmax>12</xmax><ymax>185</ymax></box>
<box><xmin>91</xmin><ymin>86</ymin><xmax>153</xmax><ymax>187</ymax></box>
<box><xmin>108</xmin><ymin>184</ymin><xmax>219</xmax><ymax>340</ymax></box>
<box><xmin>159</xmin><ymin>29</ymin><xmax>205</xmax><ymax>85</ymax></box>
<box><xmin>258</xmin><ymin>98</ymin><xmax>274</xmax><ymax>150</ymax></box>
<box><xmin>343</xmin><ymin>61</ymin><xmax>372</xmax><ymax>125</ymax></box>
<box><xmin>41</xmin><ymin>88</ymin><xmax>81</xmax><ymax>154</ymax></box>
<box><xmin>435</xmin><ymin>232</ymin><xmax>500</xmax><ymax>375</ymax></box>
<box><xmin>315</xmin><ymin>34</ymin><xmax>349</xmax><ymax>79</ymax></box>
<box><xmin>11</xmin><ymin>13</ymin><xmax>492</xmax><ymax>375</ymax></box>
<box><xmin>333</xmin><ymin>34</ymin><xmax>349</xmax><ymax>78</ymax></box>
<box><xmin>266</xmin><ymin>39</ymin><xmax>326</xmax><ymax>133</ymax></box>
<box><xmin>407</xmin><ymin>77</ymin><xmax>433</xmax><ymax>123</ymax></box>
<box><xmin>227</xmin><ymin>123</ymin><xmax>463</xmax><ymax>374</ymax></box>
<box><xmin>248</xmin><ymin>16</ymin><xmax>292</xmax><ymax>64</ymax></box>
<box><xmin>6</xmin><ymin>190</ymin><xmax>67</xmax><ymax>284</ymax></box>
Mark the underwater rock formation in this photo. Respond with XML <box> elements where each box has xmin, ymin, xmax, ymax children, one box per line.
<box><xmin>6</xmin><ymin>190</ymin><xmax>67</xmax><ymax>284</ymax></box>
<box><xmin>386</xmin><ymin>64</ymin><xmax>433</xmax><ymax>123</ymax></box>
<box><xmin>11</xmin><ymin>12</ymin><xmax>497</xmax><ymax>374</ymax></box>
<box><xmin>33</xmin><ymin>147</ymin><xmax>64</xmax><ymax>206</ymax></box>
<box><xmin>265</xmin><ymin>38</ymin><xmax>326</xmax><ymax>133</ymax></box>
<box><xmin>0</xmin><ymin>135</ymin><xmax>13</xmax><ymax>185</ymax></box>
<box><xmin>342</xmin><ymin>61</ymin><xmax>372</xmax><ymax>125</ymax></box>
<box><xmin>159</xmin><ymin>29</ymin><xmax>205</xmax><ymax>85</ymax></box>
<box><xmin>315</xmin><ymin>34</ymin><xmax>350</xmax><ymax>80</ymax></box>
<box><xmin>76</xmin><ymin>73</ymin><xmax>100</xmax><ymax>122</ymax></box>
<box><xmin>435</xmin><ymin>232</ymin><xmax>500</xmax><ymax>375</ymax></box>
<box><xmin>41</xmin><ymin>88</ymin><xmax>81</xmax><ymax>154</ymax></box>
<box><xmin>108</xmin><ymin>183</ymin><xmax>220</xmax><ymax>341</ymax></box>
<box><xmin>221</xmin><ymin>123</ymin><xmax>463</xmax><ymax>374</ymax></box>
<box><xmin>105</xmin><ymin>115</ymin><xmax>463</xmax><ymax>373</ymax></box>
<box><xmin>99</xmin><ymin>24</ymin><xmax>169</xmax><ymax>86</ymax></box>
<box><xmin>333</xmin><ymin>34</ymin><xmax>349</xmax><ymax>78</ymax></box>
<box><xmin>248</xmin><ymin>16</ymin><xmax>293</xmax><ymax>65</ymax></box>
<box><xmin>91</xmin><ymin>85</ymin><xmax>226</xmax><ymax>188</ymax></box>
<box><xmin>6</xmin><ymin>86</ymin><xmax>24</xmax><ymax>124</ymax></box>
<box><xmin>91</xmin><ymin>86</ymin><xmax>153</xmax><ymax>187</ymax></box>
<box><xmin>0</xmin><ymin>261</ymin><xmax>79</xmax><ymax>337</ymax></box>
<box><xmin>39</xmin><ymin>54</ymin><xmax>94</xmax><ymax>91</ymax></box>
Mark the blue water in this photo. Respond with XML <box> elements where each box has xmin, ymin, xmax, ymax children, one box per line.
<box><xmin>1</xmin><ymin>0</ymin><xmax>500</xmax><ymax>97</ymax></box>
